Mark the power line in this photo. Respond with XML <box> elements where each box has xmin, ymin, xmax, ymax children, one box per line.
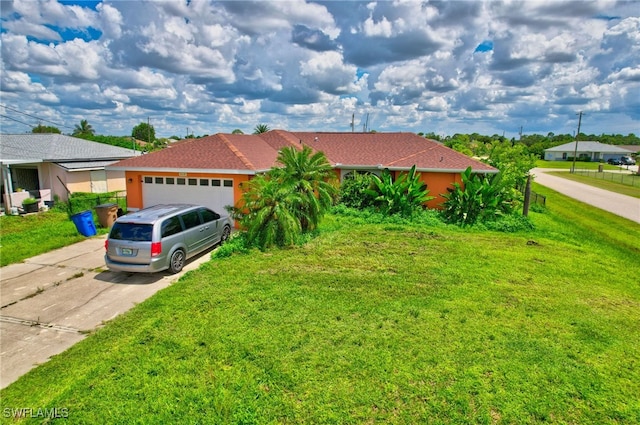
<box><xmin>0</xmin><ymin>103</ymin><xmax>72</xmax><ymax>129</ymax></box>
<box><xmin>0</xmin><ymin>113</ymin><xmax>33</xmax><ymax>129</ymax></box>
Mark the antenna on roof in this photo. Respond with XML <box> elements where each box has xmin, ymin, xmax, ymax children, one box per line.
<box><xmin>350</xmin><ymin>113</ymin><xmax>355</xmax><ymax>133</ymax></box>
<box><xmin>363</xmin><ymin>113</ymin><xmax>369</xmax><ymax>132</ymax></box>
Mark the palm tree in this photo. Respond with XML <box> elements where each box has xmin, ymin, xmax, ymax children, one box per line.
<box><xmin>253</xmin><ymin>123</ymin><xmax>270</xmax><ymax>134</ymax></box>
<box><xmin>233</xmin><ymin>175</ymin><xmax>302</xmax><ymax>248</ymax></box>
<box><xmin>230</xmin><ymin>146</ymin><xmax>338</xmax><ymax>248</ymax></box>
<box><xmin>73</xmin><ymin>119</ymin><xmax>95</xmax><ymax>137</ymax></box>
<box><xmin>273</xmin><ymin>146</ymin><xmax>338</xmax><ymax>232</ymax></box>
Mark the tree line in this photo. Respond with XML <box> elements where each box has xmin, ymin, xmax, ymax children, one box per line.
<box><xmin>420</xmin><ymin>131</ymin><xmax>639</xmax><ymax>159</ymax></box>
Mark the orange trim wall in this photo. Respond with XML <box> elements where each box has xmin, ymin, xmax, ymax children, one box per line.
<box><xmin>124</xmin><ymin>169</ymin><xmax>464</xmax><ymax>215</ymax></box>
<box><xmin>421</xmin><ymin>172</ymin><xmax>463</xmax><ymax>209</ymax></box>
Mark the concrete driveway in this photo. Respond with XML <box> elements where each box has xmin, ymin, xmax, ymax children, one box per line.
<box><xmin>0</xmin><ymin>235</ymin><xmax>216</xmax><ymax>389</ymax></box>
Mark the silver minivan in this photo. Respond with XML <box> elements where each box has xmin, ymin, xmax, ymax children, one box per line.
<box><xmin>105</xmin><ymin>204</ymin><xmax>232</xmax><ymax>273</ymax></box>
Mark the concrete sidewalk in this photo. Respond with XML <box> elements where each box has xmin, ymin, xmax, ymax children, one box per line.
<box><xmin>0</xmin><ymin>235</ymin><xmax>216</xmax><ymax>389</ymax></box>
<box><xmin>532</xmin><ymin>168</ymin><xmax>640</xmax><ymax>224</ymax></box>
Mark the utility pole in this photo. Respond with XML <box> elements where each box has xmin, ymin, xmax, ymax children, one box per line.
<box><xmin>570</xmin><ymin>111</ymin><xmax>583</xmax><ymax>174</ymax></box>
<box><xmin>519</xmin><ymin>126</ymin><xmax>523</xmax><ymax>141</ymax></box>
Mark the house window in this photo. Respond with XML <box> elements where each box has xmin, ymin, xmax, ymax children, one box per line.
<box><xmin>223</xmin><ymin>180</ymin><xmax>233</xmax><ymax>187</ymax></box>
<box><xmin>188</xmin><ymin>178</ymin><xmax>197</xmax><ymax>186</ymax></box>
<box><xmin>562</xmin><ymin>153</ymin><xmax>567</xmax><ymax>160</ymax></box>
<box><xmin>212</xmin><ymin>179</ymin><xmax>221</xmax><ymax>187</ymax></box>
<box><xmin>166</xmin><ymin>177</ymin><xmax>175</xmax><ymax>184</ymax></box>
<box><xmin>155</xmin><ymin>177</ymin><xmax>164</xmax><ymax>184</ymax></box>
<box><xmin>200</xmin><ymin>179</ymin><xmax>209</xmax><ymax>186</ymax></box>
<box><xmin>144</xmin><ymin>177</ymin><xmax>153</xmax><ymax>184</ymax></box>
<box><xmin>177</xmin><ymin>178</ymin><xmax>186</xmax><ymax>185</ymax></box>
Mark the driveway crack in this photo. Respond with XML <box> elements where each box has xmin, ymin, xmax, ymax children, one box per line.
<box><xmin>0</xmin><ymin>315</ymin><xmax>81</xmax><ymax>334</ymax></box>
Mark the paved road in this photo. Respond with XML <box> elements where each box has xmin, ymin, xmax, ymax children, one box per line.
<box><xmin>532</xmin><ymin>168</ymin><xmax>640</xmax><ymax>224</ymax></box>
<box><xmin>0</xmin><ymin>235</ymin><xmax>217</xmax><ymax>389</ymax></box>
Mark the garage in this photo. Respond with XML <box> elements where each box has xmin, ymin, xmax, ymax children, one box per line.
<box><xmin>142</xmin><ymin>176</ymin><xmax>234</xmax><ymax>216</ymax></box>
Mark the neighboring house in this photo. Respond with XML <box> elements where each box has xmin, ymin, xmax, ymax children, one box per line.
<box><xmin>108</xmin><ymin>130</ymin><xmax>497</xmax><ymax>217</ymax></box>
<box><xmin>1</xmin><ymin>134</ymin><xmax>138</xmax><ymax>210</ymax></box>
<box><xmin>618</xmin><ymin>145</ymin><xmax>640</xmax><ymax>155</ymax></box>
<box><xmin>544</xmin><ymin>141</ymin><xmax>631</xmax><ymax>162</ymax></box>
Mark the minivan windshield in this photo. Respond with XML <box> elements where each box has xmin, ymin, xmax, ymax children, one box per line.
<box><xmin>109</xmin><ymin>223</ymin><xmax>153</xmax><ymax>241</ymax></box>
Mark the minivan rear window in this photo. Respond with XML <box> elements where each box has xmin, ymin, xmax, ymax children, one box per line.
<box><xmin>110</xmin><ymin>223</ymin><xmax>153</xmax><ymax>241</ymax></box>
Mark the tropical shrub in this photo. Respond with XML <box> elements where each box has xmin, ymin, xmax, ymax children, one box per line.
<box><xmin>229</xmin><ymin>146</ymin><xmax>338</xmax><ymax>249</ymax></box>
<box><xmin>366</xmin><ymin>165</ymin><xmax>434</xmax><ymax>217</ymax></box>
<box><xmin>441</xmin><ymin>167</ymin><xmax>515</xmax><ymax>226</ymax></box>
<box><xmin>339</xmin><ymin>172</ymin><xmax>377</xmax><ymax>209</ymax></box>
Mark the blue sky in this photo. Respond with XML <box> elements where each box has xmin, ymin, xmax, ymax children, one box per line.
<box><xmin>1</xmin><ymin>0</ymin><xmax>639</xmax><ymax>139</ymax></box>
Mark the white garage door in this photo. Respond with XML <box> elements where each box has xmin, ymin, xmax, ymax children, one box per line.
<box><xmin>142</xmin><ymin>176</ymin><xmax>234</xmax><ymax>216</ymax></box>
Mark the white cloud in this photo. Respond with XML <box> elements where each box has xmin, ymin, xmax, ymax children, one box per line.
<box><xmin>0</xmin><ymin>0</ymin><xmax>638</xmax><ymax>137</ymax></box>
<box><xmin>97</xmin><ymin>3</ymin><xmax>123</xmax><ymax>39</ymax></box>
<box><xmin>363</xmin><ymin>15</ymin><xmax>393</xmax><ymax>37</ymax></box>
<box><xmin>300</xmin><ymin>51</ymin><xmax>358</xmax><ymax>94</ymax></box>
<box><xmin>1</xmin><ymin>20</ymin><xmax>62</xmax><ymax>40</ymax></box>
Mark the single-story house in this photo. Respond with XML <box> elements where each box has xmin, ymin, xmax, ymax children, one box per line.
<box><xmin>107</xmin><ymin>130</ymin><xmax>497</xmax><ymax>218</ymax></box>
<box><xmin>544</xmin><ymin>141</ymin><xmax>632</xmax><ymax>162</ymax></box>
<box><xmin>618</xmin><ymin>145</ymin><xmax>640</xmax><ymax>155</ymax></box>
<box><xmin>1</xmin><ymin>134</ymin><xmax>139</xmax><ymax>210</ymax></box>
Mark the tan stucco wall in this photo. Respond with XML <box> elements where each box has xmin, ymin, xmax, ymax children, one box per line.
<box><xmin>43</xmin><ymin>163</ymin><xmax>126</xmax><ymax>201</ymax></box>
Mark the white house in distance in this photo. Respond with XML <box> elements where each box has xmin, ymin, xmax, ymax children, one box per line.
<box><xmin>544</xmin><ymin>141</ymin><xmax>633</xmax><ymax>162</ymax></box>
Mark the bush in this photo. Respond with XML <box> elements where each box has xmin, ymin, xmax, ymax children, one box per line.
<box><xmin>212</xmin><ymin>233</ymin><xmax>251</xmax><ymax>259</ymax></box>
<box><xmin>366</xmin><ymin>166</ymin><xmax>434</xmax><ymax>217</ymax></box>
<box><xmin>441</xmin><ymin>167</ymin><xmax>515</xmax><ymax>226</ymax></box>
<box><xmin>339</xmin><ymin>172</ymin><xmax>376</xmax><ymax>209</ymax></box>
<box><xmin>480</xmin><ymin>214</ymin><xmax>534</xmax><ymax>232</ymax></box>
<box><xmin>66</xmin><ymin>192</ymin><xmax>126</xmax><ymax>216</ymax></box>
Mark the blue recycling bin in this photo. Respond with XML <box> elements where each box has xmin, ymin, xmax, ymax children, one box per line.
<box><xmin>70</xmin><ymin>210</ymin><xmax>97</xmax><ymax>237</ymax></box>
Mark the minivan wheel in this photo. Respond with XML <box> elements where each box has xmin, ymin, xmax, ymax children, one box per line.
<box><xmin>220</xmin><ymin>225</ymin><xmax>231</xmax><ymax>245</ymax></box>
<box><xmin>169</xmin><ymin>250</ymin><xmax>185</xmax><ymax>274</ymax></box>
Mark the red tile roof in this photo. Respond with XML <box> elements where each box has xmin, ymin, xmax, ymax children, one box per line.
<box><xmin>109</xmin><ymin>131</ymin><xmax>496</xmax><ymax>173</ymax></box>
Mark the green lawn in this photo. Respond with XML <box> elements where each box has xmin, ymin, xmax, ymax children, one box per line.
<box><xmin>546</xmin><ymin>171</ymin><xmax>640</xmax><ymax>198</ymax></box>
<box><xmin>0</xmin><ymin>212</ymin><xmax>96</xmax><ymax>267</ymax></box>
<box><xmin>535</xmin><ymin>159</ymin><xmax>620</xmax><ymax>170</ymax></box>
<box><xmin>1</xmin><ymin>191</ymin><xmax>639</xmax><ymax>424</ymax></box>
